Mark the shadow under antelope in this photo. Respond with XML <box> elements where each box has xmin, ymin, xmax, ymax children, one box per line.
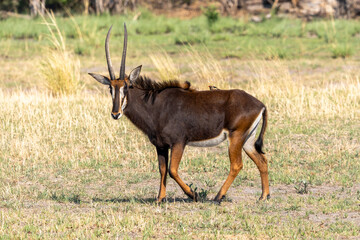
<box><xmin>89</xmin><ymin>24</ymin><xmax>270</xmax><ymax>203</ymax></box>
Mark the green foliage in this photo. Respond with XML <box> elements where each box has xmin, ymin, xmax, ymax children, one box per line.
<box><xmin>198</xmin><ymin>188</ymin><xmax>209</xmax><ymax>202</ymax></box>
<box><xmin>0</xmin><ymin>13</ymin><xmax>360</xmax><ymax>60</ymax></box>
<box><xmin>50</xmin><ymin>191</ymin><xmax>81</xmax><ymax>204</ymax></box>
<box><xmin>0</xmin><ymin>17</ymin><xmax>45</xmax><ymax>39</ymax></box>
<box><xmin>0</xmin><ymin>0</ymin><xmax>28</xmax><ymax>13</ymax></box>
<box><xmin>331</xmin><ymin>44</ymin><xmax>353</xmax><ymax>59</ymax></box>
<box><xmin>295</xmin><ymin>180</ymin><xmax>310</xmax><ymax>194</ymax></box>
<box><xmin>174</xmin><ymin>34</ymin><xmax>207</xmax><ymax>45</ymax></box>
<box><xmin>0</xmin><ymin>0</ymin><xmax>17</xmax><ymax>12</ymax></box>
<box><xmin>266</xmin><ymin>46</ymin><xmax>290</xmax><ymax>60</ymax></box>
<box><xmin>187</xmin><ymin>183</ymin><xmax>209</xmax><ymax>202</ymax></box>
<box><xmin>209</xmin><ymin>17</ymin><xmax>247</xmax><ymax>34</ymax></box>
<box><xmin>135</xmin><ymin>16</ymin><xmax>175</xmax><ymax>35</ymax></box>
<box><xmin>137</xmin><ymin>7</ymin><xmax>155</xmax><ymax>20</ymax></box>
<box><xmin>47</xmin><ymin>0</ymin><xmax>72</xmax><ymax>5</ymax></box>
<box><xmin>203</xmin><ymin>5</ymin><xmax>219</xmax><ymax>27</ymax></box>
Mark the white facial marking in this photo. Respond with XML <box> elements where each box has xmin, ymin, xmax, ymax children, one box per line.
<box><xmin>117</xmin><ymin>86</ymin><xmax>127</xmax><ymax>119</ymax></box>
<box><xmin>120</xmin><ymin>86</ymin><xmax>124</xmax><ymax>99</ymax></box>
<box><xmin>188</xmin><ymin>130</ymin><xmax>228</xmax><ymax>147</ymax></box>
<box><xmin>243</xmin><ymin>108</ymin><xmax>265</xmax><ymax>153</ymax></box>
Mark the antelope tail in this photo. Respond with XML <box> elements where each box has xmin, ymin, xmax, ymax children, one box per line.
<box><xmin>255</xmin><ymin>107</ymin><xmax>267</xmax><ymax>154</ymax></box>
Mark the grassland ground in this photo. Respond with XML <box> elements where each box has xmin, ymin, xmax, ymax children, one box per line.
<box><xmin>0</xmin><ymin>13</ymin><xmax>360</xmax><ymax>238</ymax></box>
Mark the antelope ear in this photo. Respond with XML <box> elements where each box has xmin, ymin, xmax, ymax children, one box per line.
<box><xmin>88</xmin><ymin>73</ymin><xmax>111</xmax><ymax>85</ymax></box>
<box><xmin>129</xmin><ymin>65</ymin><xmax>142</xmax><ymax>83</ymax></box>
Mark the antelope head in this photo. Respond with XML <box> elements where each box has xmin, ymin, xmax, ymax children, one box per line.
<box><xmin>89</xmin><ymin>23</ymin><xmax>142</xmax><ymax>120</ymax></box>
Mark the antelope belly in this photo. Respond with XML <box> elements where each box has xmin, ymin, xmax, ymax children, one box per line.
<box><xmin>188</xmin><ymin>130</ymin><xmax>228</xmax><ymax>147</ymax></box>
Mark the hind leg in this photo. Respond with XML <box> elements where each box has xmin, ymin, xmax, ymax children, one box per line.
<box><xmin>243</xmin><ymin>134</ymin><xmax>270</xmax><ymax>200</ymax></box>
<box><xmin>245</xmin><ymin>150</ymin><xmax>270</xmax><ymax>200</ymax></box>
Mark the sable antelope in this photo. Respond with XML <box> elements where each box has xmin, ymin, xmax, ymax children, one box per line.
<box><xmin>209</xmin><ymin>85</ymin><xmax>220</xmax><ymax>90</ymax></box>
<box><xmin>89</xmin><ymin>23</ymin><xmax>270</xmax><ymax>203</ymax></box>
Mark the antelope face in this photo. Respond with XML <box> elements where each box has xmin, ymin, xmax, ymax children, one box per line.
<box><xmin>88</xmin><ymin>23</ymin><xmax>141</xmax><ymax>120</ymax></box>
<box><xmin>89</xmin><ymin>67</ymin><xmax>141</xmax><ymax>120</ymax></box>
<box><xmin>109</xmin><ymin>79</ymin><xmax>128</xmax><ymax>120</ymax></box>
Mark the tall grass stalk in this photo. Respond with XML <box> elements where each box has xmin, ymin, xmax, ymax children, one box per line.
<box><xmin>149</xmin><ymin>51</ymin><xmax>181</xmax><ymax>81</ymax></box>
<box><xmin>64</xmin><ymin>7</ymin><xmax>83</xmax><ymax>42</ymax></box>
<box><xmin>40</xmin><ymin>10</ymin><xmax>80</xmax><ymax>95</ymax></box>
<box><xmin>186</xmin><ymin>45</ymin><xmax>230</xmax><ymax>89</ymax></box>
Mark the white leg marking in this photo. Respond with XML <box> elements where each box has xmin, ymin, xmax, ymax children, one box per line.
<box><xmin>243</xmin><ymin>108</ymin><xmax>264</xmax><ymax>153</ymax></box>
<box><xmin>188</xmin><ymin>130</ymin><xmax>229</xmax><ymax>147</ymax></box>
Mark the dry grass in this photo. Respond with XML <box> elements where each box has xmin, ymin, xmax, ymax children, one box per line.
<box><xmin>1</xmin><ymin>57</ymin><xmax>359</xmax><ymax>238</ymax></box>
<box><xmin>246</xmin><ymin>60</ymin><xmax>360</xmax><ymax>121</ymax></box>
<box><xmin>185</xmin><ymin>45</ymin><xmax>231</xmax><ymax>90</ymax></box>
<box><xmin>149</xmin><ymin>50</ymin><xmax>181</xmax><ymax>81</ymax></box>
<box><xmin>0</xmin><ymin>89</ymin><xmax>153</xmax><ymax>168</ymax></box>
<box><xmin>1</xmin><ymin>59</ymin><xmax>358</xmax><ymax>170</ymax></box>
<box><xmin>39</xmin><ymin>10</ymin><xmax>80</xmax><ymax>95</ymax></box>
<box><xmin>148</xmin><ymin>45</ymin><xmax>232</xmax><ymax>90</ymax></box>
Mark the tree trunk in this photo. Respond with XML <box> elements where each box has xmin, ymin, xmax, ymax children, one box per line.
<box><xmin>109</xmin><ymin>0</ymin><xmax>123</xmax><ymax>14</ymax></box>
<box><xmin>83</xmin><ymin>0</ymin><xmax>89</xmax><ymax>15</ymax></box>
<box><xmin>291</xmin><ymin>0</ymin><xmax>298</xmax><ymax>7</ymax></box>
<box><xmin>238</xmin><ymin>0</ymin><xmax>247</xmax><ymax>9</ymax></box>
<box><xmin>29</xmin><ymin>0</ymin><xmax>46</xmax><ymax>16</ymax></box>
<box><xmin>218</xmin><ymin>0</ymin><xmax>237</xmax><ymax>15</ymax></box>
<box><xmin>108</xmin><ymin>0</ymin><xmax>137</xmax><ymax>14</ymax></box>
<box><xmin>91</xmin><ymin>0</ymin><xmax>104</xmax><ymax>15</ymax></box>
<box><xmin>11</xmin><ymin>0</ymin><xmax>18</xmax><ymax>13</ymax></box>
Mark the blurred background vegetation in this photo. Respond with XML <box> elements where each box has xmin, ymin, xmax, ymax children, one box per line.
<box><xmin>1</xmin><ymin>0</ymin><xmax>360</xmax><ymax>18</ymax></box>
<box><xmin>1</xmin><ymin>0</ymin><xmax>360</xmax><ymax>93</ymax></box>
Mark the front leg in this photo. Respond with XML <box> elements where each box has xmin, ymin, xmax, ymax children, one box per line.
<box><xmin>169</xmin><ymin>143</ymin><xmax>198</xmax><ymax>201</ymax></box>
<box><xmin>156</xmin><ymin>147</ymin><xmax>169</xmax><ymax>203</ymax></box>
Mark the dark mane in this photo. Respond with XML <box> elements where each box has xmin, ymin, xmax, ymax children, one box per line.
<box><xmin>133</xmin><ymin>76</ymin><xmax>194</xmax><ymax>102</ymax></box>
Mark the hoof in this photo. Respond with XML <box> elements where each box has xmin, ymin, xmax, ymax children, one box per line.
<box><xmin>212</xmin><ymin>199</ymin><xmax>222</xmax><ymax>205</ymax></box>
<box><xmin>157</xmin><ymin>197</ymin><xmax>166</xmax><ymax>203</ymax></box>
<box><xmin>213</xmin><ymin>195</ymin><xmax>225</xmax><ymax>204</ymax></box>
<box><xmin>258</xmin><ymin>194</ymin><xmax>270</xmax><ymax>201</ymax></box>
<box><xmin>186</xmin><ymin>191</ymin><xmax>198</xmax><ymax>202</ymax></box>
<box><xmin>193</xmin><ymin>192</ymin><xmax>198</xmax><ymax>202</ymax></box>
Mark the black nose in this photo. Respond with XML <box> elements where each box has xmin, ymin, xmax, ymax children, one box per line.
<box><xmin>111</xmin><ymin>113</ymin><xmax>120</xmax><ymax>119</ymax></box>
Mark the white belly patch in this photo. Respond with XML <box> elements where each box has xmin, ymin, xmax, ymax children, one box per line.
<box><xmin>188</xmin><ymin>130</ymin><xmax>228</xmax><ymax>147</ymax></box>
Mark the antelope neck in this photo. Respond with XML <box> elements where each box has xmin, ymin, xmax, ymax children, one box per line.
<box><xmin>123</xmin><ymin>87</ymin><xmax>157</xmax><ymax>137</ymax></box>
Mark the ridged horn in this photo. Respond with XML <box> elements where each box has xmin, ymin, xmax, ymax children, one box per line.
<box><xmin>105</xmin><ymin>25</ymin><xmax>115</xmax><ymax>80</ymax></box>
<box><xmin>119</xmin><ymin>23</ymin><xmax>127</xmax><ymax>80</ymax></box>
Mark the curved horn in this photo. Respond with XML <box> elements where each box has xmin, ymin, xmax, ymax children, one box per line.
<box><xmin>119</xmin><ymin>23</ymin><xmax>127</xmax><ymax>80</ymax></box>
<box><xmin>105</xmin><ymin>26</ymin><xmax>116</xmax><ymax>80</ymax></box>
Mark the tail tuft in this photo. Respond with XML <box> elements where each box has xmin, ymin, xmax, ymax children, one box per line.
<box><xmin>255</xmin><ymin>108</ymin><xmax>267</xmax><ymax>154</ymax></box>
<box><xmin>255</xmin><ymin>137</ymin><xmax>264</xmax><ymax>154</ymax></box>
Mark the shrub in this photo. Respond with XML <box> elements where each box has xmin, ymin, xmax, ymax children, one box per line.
<box><xmin>331</xmin><ymin>44</ymin><xmax>353</xmax><ymax>59</ymax></box>
<box><xmin>295</xmin><ymin>180</ymin><xmax>310</xmax><ymax>194</ymax></box>
<box><xmin>203</xmin><ymin>5</ymin><xmax>219</xmax><ymax>27</ymax></box>
<box><xmin>40</xmin><ymin>10</ymin><xmax>80</xmax><ymax>95</ymax></box>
